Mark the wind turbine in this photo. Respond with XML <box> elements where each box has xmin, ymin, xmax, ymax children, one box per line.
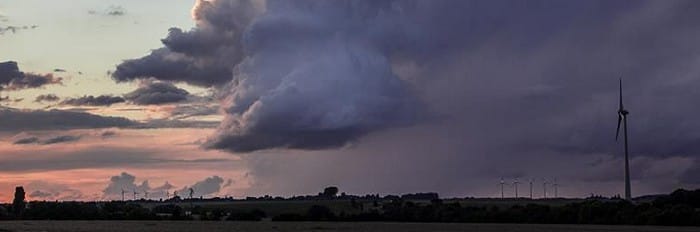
<box><xmin>553</xmin><ymin>178</ymin><xmax>559</xmax><ymax>198</ymax></box>
<box><xmin>616</xmin><ymin>78</ymin><xmax>632</xmax><ymax>201</ymax></box>
<box><xmin>121</xmin><ymin>189</ymin><xmax>126</xmax><ymax>201</ymax></box>
<box><xmin>499</xmin><ymin>178</ymin><xmax>505</xmax><ymax>199</ymax></box>
<box><xmin>529</xmin><ymin>179</ymin><xmax>534</xmax><ymax>199</ymax></box>
<box><xmin>542</xmin><ymin>179</ymin><xmax>548</xmax><ymax>199</ymax></box>
<box><xmin>513</xmin><ymin>179</ymin><xmax>520</xmax><ymax>198</ymax></box>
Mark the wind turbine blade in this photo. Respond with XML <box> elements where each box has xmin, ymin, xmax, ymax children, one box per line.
<box><xmin>616</xmin><ymin>115</ymin><xmax>622</xmax><ymax>141</ymax></box>
<box><xmin>619</xmin><ymin>78</ymin><xmax>624</xmax><ymax>110</ymax></box>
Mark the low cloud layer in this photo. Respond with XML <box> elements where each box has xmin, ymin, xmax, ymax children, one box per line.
<box><xmin>35</xmin><ymin>94</ymin><xmax>60</xmax><ymax>103</ymax></box>
<box><xmin>13</xmin><ymin>135</ymin><xmax>81</xmax><ymax>145</ymax></box>
<box><xmin>61</xmin><ymin>95</ymin><xmax>125</xmax><ymax>106</ymax></box>
<box><xmin>0</xmin><ymin>108</ymin><xmax>133</xmax><ymax>131</ymax></box>
<box><xmin>0</xmin><ymin>61</ymin><xmax>62</xmax><ymax>90</ymax></box>
<box><xmin>88</xmin><ymin>5</ymin><xmax>127</xmax><ymax>17</ymax></box>
<box><xmin>27</xmin><ymin>181</ymin><xmax>83</xmax><ymax>201</ymax></box>
<box><xmin>0</xmin><ymin>25</ymin><xmax>38</xmax><ymax>36</ymax></box>
<box><xmin>103</xmin><ymin>172</ymin><xmax>229</xmax><ymax>199</ymax></box>
<box><xmin>177</xmin><ymin>176</ymin><xmax>228</xmax><ymax>198</ymax></box>
<box><xmin>124</xmin><ymin>81</ymin><xmax>190</xmax><ymax>105</ymax></box>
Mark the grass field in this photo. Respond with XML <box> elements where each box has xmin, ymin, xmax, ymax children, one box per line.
<box><xmin>0</xmin><ymin>221</ymin><xmax>698</xmax><ymax>232</ymax></box>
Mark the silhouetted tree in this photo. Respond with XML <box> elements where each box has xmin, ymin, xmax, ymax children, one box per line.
<box><xmin>12</xmin><ymin>186</ymin><xmax>25</xmax><ymax>216</ymax></box>
<box><xmin>322</xmin><ymin>186</ymin><xmax>339</xmax><ymax>198</ymax></box>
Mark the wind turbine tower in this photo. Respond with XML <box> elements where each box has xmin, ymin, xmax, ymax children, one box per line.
<box><xmin>121</xmin><ymin>189</ymin><xmax>125</xmax><ymax>201</ymax></box>
<box><xmin>542</xmin><ymin>179</ymin><xmax>548</xmax><ymax>199</ymax></box>
<box><xmin>553</xmin><ymin>178</ymin><xmax>559</xmax><ymax>198</ymax></box>
<box><xmin>616</xmin><ymin>78</ymin><xmax>632</xmax><ymax>201</ymax></box>
<box><xmin>513</xmin><ymin>179</ymin><xmax>520</xmax><ymax>198</ymax></box>
<box><xmin>499</xmin><ymin>178</ymin><xmax>505</xmax><ymax>199</ymax></box>
<box><xmin>529</xmin><ymin>179</ymin><xmax>534</xmax><ymax>199</ymax></box>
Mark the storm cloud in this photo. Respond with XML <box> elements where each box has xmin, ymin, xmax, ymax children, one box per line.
<box><xmin>0</xmin><ymin>61</ymin><xmax>62</xmax><ymax>90</ymax></box>
<box><xmin>114</xmin><ymin>0</ymin><xmax>700</xmax><ymax>196</ymax></box>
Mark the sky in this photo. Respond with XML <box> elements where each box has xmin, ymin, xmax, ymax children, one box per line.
<box><xmin>1</xmin><ymin>0</ymin><xmax>700</xmax><ymax>202</ymax></box>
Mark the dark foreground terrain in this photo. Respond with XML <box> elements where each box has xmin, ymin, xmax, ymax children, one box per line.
<box><xmin>0</xmin><ymin>221</ymin><xmax>698</xmax><ymax>232</ymax></box>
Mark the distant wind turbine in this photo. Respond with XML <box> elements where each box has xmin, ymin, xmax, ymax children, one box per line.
<box><xmin>616</xmin><ymin>78</ymin><xmax>632</xmax><ymax>201</ymax></box>
<box><xmin>499</xmin><ymin>178</ymin><xmax>505</xmax><ymax>199</ymax></box>
<box><xmin>542</xmin><ymin>179</ymin><xmax>549</xmax><ymax>199</ymax></box>
<box><xmin>553</xmin><ymin>178</ymin><xmax>559</xmax><ymax>198</ymax></box>
<box><xmin>529</xmin><ymin>179</ymin><xmax>534</xmax><ymax>199</ymax></box>
<box><xmin>513</xmin><ymin>179</ymin><xmax>520</xmax><ymax>198</ymax></box>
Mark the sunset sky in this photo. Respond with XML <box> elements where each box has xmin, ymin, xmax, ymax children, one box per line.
<box><xmin>1</xmin><ymin>0</ymin><xmax>700</xmax><ymax>202</ymax></box>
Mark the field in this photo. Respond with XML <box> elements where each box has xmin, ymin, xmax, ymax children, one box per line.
<box><xmin>136</xmin><ymin>198</ymin><xmax>586</xmax><ymax>217</ymax></box>
<box><xmin>0</xmin><ymin>221</ymin><xmax>698</xmax><ymax>232</ymax></box>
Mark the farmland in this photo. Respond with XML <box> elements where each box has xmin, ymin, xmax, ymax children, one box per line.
<box><xmin>0</xmin><ymin>221</ymin><xmax>698</xmax><ymax>232</ymax></box>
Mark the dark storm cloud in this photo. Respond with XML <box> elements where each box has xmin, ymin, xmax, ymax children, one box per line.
<box><xmin>61</xmin><ymin>95</ymin><xmax>125</xmax><ymax>106</ymax></box>
<box><xmin>118</xmin><ymin>0</ymin><xmax>700</xmax><ymax>196</ymax></box>
<box><xmin>35</xmin><ymin>94</ymin><xmax>60</xmax><ymax>103</ymax></box>
<box><xmin>0</xmin><ymin>61</ymin><xmax>62</xmax><ymax>90</ymax></box>
<box><xmin>124</xmin><ymin>81</ymin><xmax>190</xmax><ymax>105</ymax></box>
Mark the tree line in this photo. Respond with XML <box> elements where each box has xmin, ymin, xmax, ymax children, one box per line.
<box><xmin>1</xmin><ymin>186</ymin><xmax>699</xmax><ymax>226</ymax></box>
